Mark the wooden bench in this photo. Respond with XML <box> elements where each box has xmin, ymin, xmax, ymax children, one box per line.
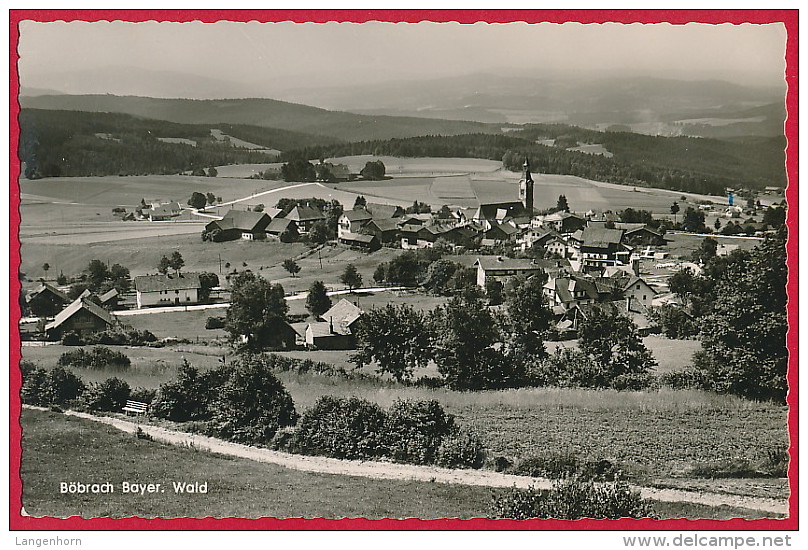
<box><xmin>122</xmin><ymin>400</ymin><xmax>148</xmax><ymax>416</ymax></box>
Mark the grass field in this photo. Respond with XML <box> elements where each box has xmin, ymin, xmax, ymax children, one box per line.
<box><xmin>19</xmin><ymin>408</ymin><xmax>779</xmax><ymax>520</ymax></box>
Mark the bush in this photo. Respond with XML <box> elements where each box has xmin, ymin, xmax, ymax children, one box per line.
<box><xmin>61</xmin><ymin>331</ymin><xmax>82</xmax><ymax>346</ymax></box>
<box><xmin>757</xmin><ymin>448</ymin><xmax>789</xmax><ymax>478</ymax></box>
<box><xmin>436</xmin><ymin>428</ymin><xmax>486</xmax><ymax>469</ymax></box>
<box><xmin>384</xmin><ymin>399</ymin><xmax>456</xmax><ymax>464</ymax></box>
<box><xmin>82</xmin><ymin>377</ymin><xmax>131</xmax><ymax>412</ymax></box>
<box><xmin>129</xmin><ymin>387</ymin><xmax>157</xmax><ymax>404</ymax></box>
<box><xmin>490</xmin><ymin>476</ymin><xmax>657</xmax><ymax>520</ymax></box>
<box><xmin>57</xmin><ymin>346</ymin><xmax>131</xmax><ymax>370</ymax></box>
<box><xmin>205</xmin><ymin>316</ymin><xmax>225</xmax><ymax>330</ymax></box>
<box><xmin>611</xmin><ymin>372</ymin><xmax>656</xmax><ymax>391</ymax></box>
<box><xmin>211</xmin><ymin>355</ymin><xmax>298</xmax><ymax>445</ymax></box>
<box><xmin>82</xmin><ymin>329</ymin><xmax>157</xmax><ymax>346</ymax></box>
<box><xmin>509</xmin><ymin>453</ymin><xmax>620</xmax><ymax>481</ymax></box>
<box><xmin>21</xmin><ymin>366</ymin><xmax>85</xmax><ymax>407</ymax></box>
<box><xmin>151</xmin><ymin>361</ymin><xmax>227</xmax><ymax>422</ymax></box>
<box><xmin>289</xmin><ymin>396</ymin><xmax>387</xmax><ymax>459</ymax></box>
<box><xmin>689</xmin><ymin>458</ymin><xmax>762</xmax><ymax>479</ymax></box>
<box><xmin>658</xmin><ymin>369</ymin><xmax>709</xmax><ymax>390</ymax></box>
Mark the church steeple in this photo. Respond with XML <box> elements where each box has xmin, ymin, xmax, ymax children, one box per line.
<box><xmin>519</xmin><ymin>157</ymin><xmax>534</xmax><ymax>214</ymax></box>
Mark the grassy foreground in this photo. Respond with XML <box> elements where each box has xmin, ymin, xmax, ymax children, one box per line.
<box><xmin>20</xmin><ymin>409</ymin><xmax>776</xmax><ymax>520</ymax></box>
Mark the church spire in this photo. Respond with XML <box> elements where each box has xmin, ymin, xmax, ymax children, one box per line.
<box><xmin>519</xmin><ymin>157</ymin><xmax>534</xmax><ymax>214</ymax></box>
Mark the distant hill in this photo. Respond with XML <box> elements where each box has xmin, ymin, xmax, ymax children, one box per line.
<box><xmin>19</xmin><ymin>94</ymin><xmax>500</xmax><ymax>142</ymax></box>
<box><xmin>17</xmin><ymin>109</ymin><xmax>341</xmax><ymax>178</ymax></box>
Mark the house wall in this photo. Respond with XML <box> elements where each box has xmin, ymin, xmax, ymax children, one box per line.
<box><xmin>625</xmin><ymin>282</ymin><xmax>654</xmax><ymax>304</ymax></box>
<box><xmin>137</xmin><ymin>288</ymin><xmax>199</xmax><ymax>308</ymax></box>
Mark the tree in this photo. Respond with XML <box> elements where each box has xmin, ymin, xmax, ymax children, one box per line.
<box><xmin>682</xmin><ymin>207</ymin><xmax>706</xmax><ymax>233</ymax></box>
<box><xmin>206</xmin><ymin>192</ymin><xmax>216</xmax><ymax>205</ymax></box>
<box><xmin>306</xmin><ymin>281</ymin><xmax>331</xmax><ymax>317</ymax></box>
<box><xmin>385</xmin><ymin>251</ymin><xmax>421</xmax><ymax>286</ymax></box>
<box><xmin>430</xmin><ymin>291</ymin><xmax>506</xmax><ymax>390</ymax></box>
<box><xmin>108</xmin><ymin>263</ymin><xmax>131</xmax><ymax>293</ymax></box>
<box><xmin>308</xmin><ymin>220</ymin><xmax>330</xmax><ymax>244</ymax></box>
<box><xmin>670</xmin><ymin>201</ymin><xmax>680</xmax><ymax>224</ymax></box>
<box><xmin>352</xmin><ymin>304</ymin><xmax>432</xmax><ymax>382</ymax></box>
<box><xmin>763</xmin><ymin>206</ymin><xmax>786</xmax><ymax>228</ymax></box>
<box><xmin>282</xmin><ymin>259</ymin><xmax>300</xmax><ymax>278</ymax></box>
<box><xmin>578</xmin><ymin>308</ymin><xmax>657</xmax><ymax>387</ymax></box>
<box><xmin>556</xmin><ymin>195</ymin><xmax>570</xmax><ymax>213</ymax></box>
<box><xmin>421</xmin><ymin>259</ymin><xmax>459</xmax><ymax>295</ymax></box>
<box><xmin>169</xmin><ymin>251</ymin><xmax>185</xmax><ymax>274</ymax></box>
<box><xmin>353</xmin><ymin>195</ymin><xmax>367</xmax><ymax>209</ymax></box>
<box><xmin>157</xmin><ymin>255</ymin><xmax>172</xmax><ymax>275</ymax></box>
<box><xmin>253</xmin><ymin>203</ymin><xmax>265</xmax><ymax>213</ymax></box>
<box><xmin>714</xmin><ymin>218</ymin><xmax>722</xmax><ymax>230</ymax></box>
<box><xmin>360</xmin><ymin>160</ymin><xmax>386</xmax><ymax>181</ymax></box>
<box><xmin>373</xmin><ymin>263</ymin><xmax>387</xmax><ymax>285</ymax></box>
<box><xmin>42</xmin><ymin>263</ymin><xmax>50</xmax><ymax>275</ymax></box>
<box><xmin>84</xmin><ymin>259</ymin><xmax>110</xmax><ymax>290</ymax></box>
<box><xmin>281</xmin><ymin>158</ymin><xmax>316</xmax><ymax>182</ymax></box>
<box><xmin>224</xmin><ymin>271</ymin><xmax>289</xmax><ymax>350</ymax></box>
<box><xmin>341</xmin><ymin>264</ymin><xmax>363</xmax><ymax>292</ymax></box>
<box><xmin>211</xmin><ymin>354</ymin><xmax>298</xmax><ymax>445</ymax></box>
<box><xmin>694</xmin><ymin>232</ymin><xmax>788</xmax><ymax>401</ymax></box>
<box><xmin>505</xmin><ymin>275</ymin><xmax>553</xmax><ymax>358</ymax></box>
<box><xmin>437</xmin><ymin>205</ymin><xmax>454</xmax><ymax>219</ymax></box>
<box><xmin>324</xmin><ymin>200</ymin><xmax>344</xmax><ymax>237</ymax></box>
<box><xmin>198</xmin><ymin>272</ymin><xmax>220</xmax><ymax>301</ymax></box>
<box><xmin>188</xmin><ymin>191</ymin><xmax>207</xmax><ymax>210</ymax></box>
<box><xmin>692</xmin><ymin>237</ymin><xmax>718</xmax><ymax>265</ymax></box>
<box><xmin>207</xmin><ymin>166</ymin><xmax>218</xmax><ymax>177</ymax></box>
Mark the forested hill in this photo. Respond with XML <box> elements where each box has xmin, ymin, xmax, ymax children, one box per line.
<box><xmin>18</xmin><ymin>109</ymin><xmax>341</xmax><ymax>178</ymax></box>
<box><xmin>20</xmin><ymin>94</ymin><xmax>500</xmax><ymax>142</ymax></box>
<box><xmin>285</xmin><ymin>130</ymin><xmax>786</xmax><ymax>195</ymax></box>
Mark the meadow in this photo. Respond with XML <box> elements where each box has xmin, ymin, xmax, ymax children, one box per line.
<box><xmin>19</xmin><ymin>408</ymin><xmax>772</xmax><ymax>520</ymax></box>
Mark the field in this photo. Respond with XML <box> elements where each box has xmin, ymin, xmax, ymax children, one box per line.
<box><xmin>20</xmin><ymin>409</ymin><xmax>773</xmax><ymax>520</ymax></box>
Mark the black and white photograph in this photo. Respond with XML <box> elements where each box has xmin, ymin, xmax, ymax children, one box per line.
<box><xmin>10</xmin><ymin>11</ymin><xmax>795</xmax><ymax>528</ymax></box>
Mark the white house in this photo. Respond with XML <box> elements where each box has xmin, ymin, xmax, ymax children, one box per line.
<box><xmin>133</xmin><ymin>273</ymin><xmax>201</xmax><ymax>308</ymax></box>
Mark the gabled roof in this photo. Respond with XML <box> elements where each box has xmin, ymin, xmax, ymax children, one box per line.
<box><xmin>365</xmin><ymin>218</ymin><xmax>399</xmax><ymax>232</ymax></box>
<box><xmin>581</xmin><ymin>226</ymin><xmax>625</xmax><ymax>247</ymax></box>
<box><xmin>486</xmin><ymin>222</ymin><xmax>520</xmax><ymax>237</ymax></box>
<box><xmin>45</xmin><ymin>297</ymin><xmax>114</xmax><ymax>332</ymax></box>
<box><xmin>339</xmin><ymin>231</ymin><xmax>377</xmax><ymax>244</ymax></box>
<box><xmin>286</xmin><ymin>205</ymin><xmax>325</xmax><ymax>222</ymax></box>
<box><xmin>28</xmin><ymin>282</ymin><xmax>69</xmax><ymax>304</ymax></box>
<box><xmin>99</xmin><ymin>288</ymin><xmax>119</xmax><ymax>303</ymax></box>
<box><xmin>475</xmin><ymin>201</ymin><xmax>528</xmax><ymax>222</ymax></box>
<box><xmin>544</xmin><ymin>211</ymin><xmax>585</xmax><ymax>223</ymax></box>
<box><xmin>324</xmin><ymin>298</ymin><xmax>363</xmax><ymax>327</ymax></box>
<box><xmin>134</xmin><ymin>273</ymin><xmax>202</xmax><ymax>293</ymax></box>
<box><xmin>342</xmin><ymin>209</ymin><xmax>374</xmax><ymax>223</ymax></box>
<box><xmin>266</xmin><ymin>217</ymin><xmax>297</xmax><ymax>234</ymax></box>
<box><xmin>623</xmin><ymin>276</ymin><xmax>656</xmax><ymax>294</ymax></box>
<box><xmin>306</xmin><ymin>320</ymin><xmax>351</xmax><ymax>338</ymax></box>
<box><xmin>219</xmin><ymin>210</ymin><xmax>271</xmax><ymax>232</ymax></box>
<box><xmin>366</xmin><ymin>203</ymin><xmax>403</xmax><ymax>219</ymax></box>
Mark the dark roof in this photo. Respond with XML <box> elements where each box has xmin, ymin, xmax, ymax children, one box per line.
<box><xmin>134</xmin><ymin>273</ymin><xmax>202</xmax><ymax>292</ymax></box>
<box><xmin>99</xmin><ymin>288</ymin><xmax>119</xmax><ymax>303</ymax></box>
<box><xmin>45</xmin><ymin>297</ymin><xmax>114</xmax><ymax>332</ymax></box>
<box><xmin>324</xmin><ymin>299</ymin><xmax>363</xmax><ymax>327</ymax></box>
<box><xmin>475</xmin><ymin>201</ymin><xmax>528</xmax><ymax>221</ymax></box>
<box><xmin>366</xmin><ymin>203</ymin><xmax>403</xmax><ymax>219</ymax></box>
<box><xmin>486</xmin><ymin>222</ymin><xmax>520</xmax><ymax>237</ymax></box>
<box><xmin>365</xmin><ymin>218</ymin><xmax>399</xmax><ymax>232</ymax></box>
<box><xmin>27</xmin><ymin>282</ymin><xmax>69</xmax><ymax>304</ymax></box>
<box><xmin>219</xmin><ymin>210</ymin><xmax>271</xmax><ymax>232</ymax></box>
<box><xmin>266</xmin><ymin>217</ymin><xmax>297</xmax><ymax>234</ymax></box>
<box><xmin>286</xmin><ymin>205</ymin><xmax>325</xmax><ymax>222</ymax></box>
<box><xmin>339</xmin><ymin>231</ymin><xmax>377</xmax><ymax>244</ymax></box>
<box><xmin>581</xmin><ymin>226</ymin><xmax>625</xmax><ymax>247</ymax></box>
<box><xmin>342</xmin><ymin>209</ymin><xmax>374</xmax><ymax>223</ymax></box>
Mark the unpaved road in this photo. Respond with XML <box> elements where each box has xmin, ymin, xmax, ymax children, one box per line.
<box><xmin>40</xmin><ymin>408</ymin><xmax>788</xmax><ymax>516</ymax></box>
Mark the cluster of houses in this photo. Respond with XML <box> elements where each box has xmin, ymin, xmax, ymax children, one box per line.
<box><xmin>202</xmin><ymin>204</ymin><xmax>327</xmax><ymax>243</ymax></box>
<box><xmin>23</xmin><ymin>282</ymin><xmax>121</xmax><ymax>341</ymax></box>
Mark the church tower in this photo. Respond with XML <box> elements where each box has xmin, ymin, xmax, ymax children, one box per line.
<box><xmin>518</xmin><ymin>157</ymin><xmax>534</xmax><ymax>214</ymax></box>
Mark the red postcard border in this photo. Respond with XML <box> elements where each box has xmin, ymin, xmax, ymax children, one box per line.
<box><xmin>8</xmin><ymin>9</ymin><xmax>799</xmax><ymax>531</ymax></box>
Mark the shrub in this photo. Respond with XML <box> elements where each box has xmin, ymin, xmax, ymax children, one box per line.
<box><xmin>57</xmin><ymin>346</ymin><xmax>131</xmax><ymax>370</ymax></box>
<box><xmin>658</xmin><ymin>369</ymin><xmax>709</xmax><ymax>390</ymax></box>
<box><xmin>83</xmin><ymin>329</ymin><xmax>157</xmax><ymax>346</ymax></box>
<box><xmin>436</xmin><ymin>428</ymin><xmax>486</xmax><ymax>469</ymax></box>
<box><xmin>21</xmin><ymin>366</ymin><xmax>85</xmax><ymax>407</ymax></box>
<box><xmin>689</xmin><ymin>458</ymin><xmax>762</xmax><ymax>479</ymax></box>
<box><xmin>509</xmin><ymin>453</ymin><xmax>620</xmax><ymax>482</ymax></box>
<box><xmin>490</xmin><ymin>476</ymin><xmax>656</xmax><ymax>520</ymax></box>
<box><xmin>211</xmin><ymin>355</ymin><xmax>298</xmax><ymax>445</ymax></box>
<box><xmin>82</xmin><ymin>377</ymin><xmax>131</xmax><ymax>412</ymax></box>
<box><xmin>20</xmin><ymin>360</ymin><xmax>38</xmax><ymax>380</ymax></box>
<box><xmin>61</xmin><ymin>331</ymin><xmax>82</xmax><ymax>346</ymax></box>
<box><xmin>151</xmin><ymin>361</ymin><xmax>227</xmax><ymax>422</ymax></box>
<box><xmin>384</xmin><ymin>399</ymin><xmax>456</xmax><ymax>464</ymax></box>
<box><xmin>205</xmin><ymin>316</ymin><xmax>225</xmax><ymax>330</ymax></box>
<box><xmin>611</xmin><ymin>372</ymin><xmax>656</xmax><ymax>391</ymax></box>
<box><xmin>290</xmin><ymin>396</ymin><xmax>387</xmax><ymax>459</ymax></box>
<box><xmin>757</xmin><ymin>448</ymin><xmax>789</xmax><ymax>478</ymax></box>
<box><xmin>129</xmin><ymin>387</ymin><xmax>157</xmax><ymax>404</ymax></box>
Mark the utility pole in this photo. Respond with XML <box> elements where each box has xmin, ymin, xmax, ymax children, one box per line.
<box><xmin>318</xmin><ymin>249</ymin><xmax>323</xmax><ymax>270</ymax></box>
<box><xmin>218</xmin><ymin>253</ymin><xmax>222</xmax><ymax>274</ymax></box>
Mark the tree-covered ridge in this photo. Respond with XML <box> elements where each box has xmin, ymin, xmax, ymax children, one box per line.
<box><xmin>18</xmin><ymin>109</ymin><xmax>340</xmax><ymax>178</ymax></box>
<box><xmin>284</xmin><ymin>130</ymin><xmax>785</xmax><ymax>195</ymax></box>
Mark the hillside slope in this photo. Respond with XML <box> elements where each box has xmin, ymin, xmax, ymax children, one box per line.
<box><xmin>20</xmin><ymin>94</ymin><xmax>500</xmax><ymax>142</ymax></box>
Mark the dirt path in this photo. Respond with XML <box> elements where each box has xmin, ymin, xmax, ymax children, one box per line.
<box><xmin>49</xmin><ymin>408</ymin><xmax>787</xmax><ymax>515</ymax></box>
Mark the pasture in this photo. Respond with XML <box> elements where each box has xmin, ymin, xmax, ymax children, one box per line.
<box><xmin>20</xmin><ymin>409</ymin><xmax>771</xmax><ymax>520</ymax></box>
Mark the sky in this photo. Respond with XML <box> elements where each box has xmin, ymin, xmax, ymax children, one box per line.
<box><xmin>17</xmin><ymin>19</ymin><xmax>787</xmax><ymax>95</ymax></box>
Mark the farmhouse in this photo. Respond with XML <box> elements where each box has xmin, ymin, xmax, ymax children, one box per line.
<box><xmin>571</xmin><ymin>225</ymin><xmax>632</xmax><ymax>273</ymax></box>
<box><xmin>133</xmin><ymin>273</ymin><xmax>201</xmax><ymax>308</ymax></box>
<box><xmin>615</xmin><ymin>223</ymin><xmax>665</xmax><ymax>246</ymax></box>
<box><xmin>305</xmin><ymin>299</ymin><xmax>363</xmax><ymax>350</ymax></box>
<box><xmin>481</xmin><ymin>222</ymin><xmax>520</xmax><ymax>247</ymax></box>
<box><xmin>541</xmin><ymin>212</ymin><xmax>587</xmax><ymax>234</ymax></box>
<box><xmin>473</xmin><ymin>201</ymin><xmax>531</xmax><ymax>229</ymax></box>
<box><xmin>338</xmin><ymin>208</ymin><xmax>373</xmax><ymax>239</ymax></box>
<box><xmin>44</xmin><ymin>297</ymin><xmax>115</xmax><ymax>340</ymax></box>
<box><xmin>473</xmin><ymin>256</ymin><xmax>544</xmax><ymax>288</ymax></box>
<box><xmin>265</xmin><ymin>217</ymin><xmax>299</xmax><ymax>242</ymax></box>
<box><xmin>362</xmin><ymin>218</ymin><xmax>400</xmax><ymax>243</ymax></box>
<box><xmin>285</xmin><ymin>205</ymin><xmax>325</xmax><ymax>233</ymax></box>
<box><xmin>26</xmin><ymin>282</ymin><xmax>69</xmax><ymax>317</ymax></box>
<box><xmin>204</xmin><ymin>210</ymin><xmax>272</xmax><ymax>241</ymax></box>
<box><xmin>148</xmin><ymin>202</ymin><xmax>182</xmax><ymax>221</ymax></box>
<box><xmin>365</xmin><ymin>203</ymin><xmax>405</xmax><ymax>219</ymax></box>
<box><xmin>338</xmin><ymin>231</ymin><xmax>380</xmax><ymax>251</ymax></box>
